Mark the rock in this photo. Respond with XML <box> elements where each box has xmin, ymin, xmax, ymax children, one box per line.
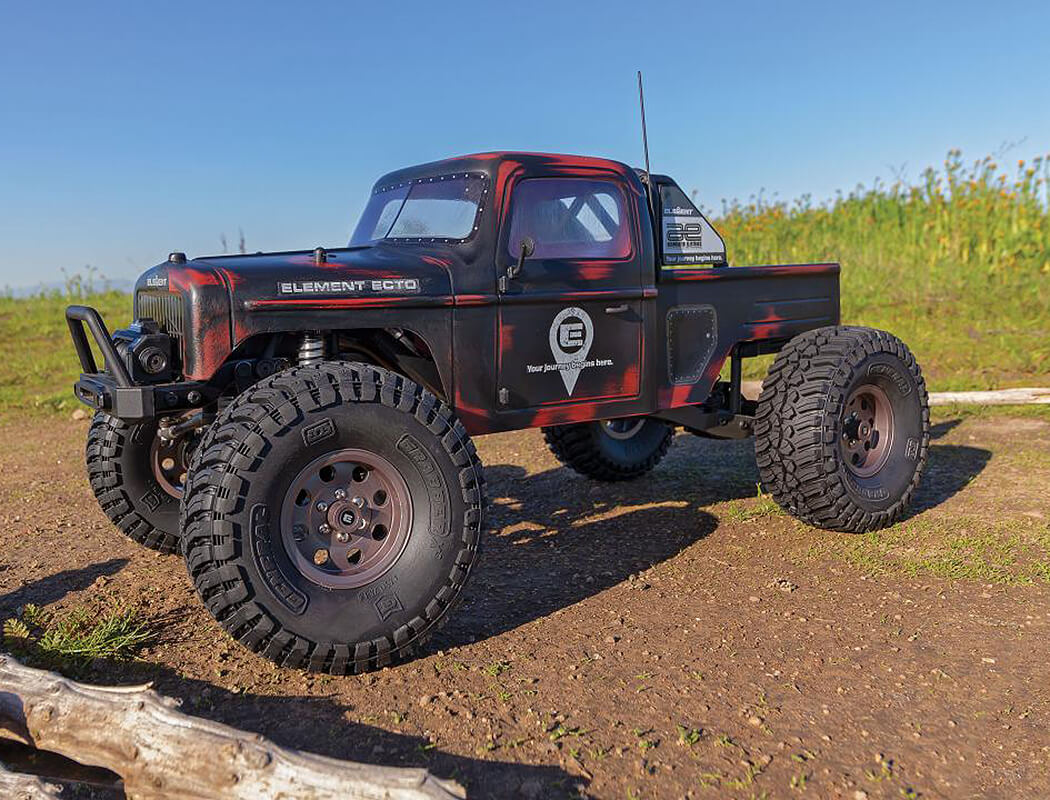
<box><xmin>418</xmin><ymin>695</ymin><xmax>434</xmax><ymax>707</ymax></box>
<box><xmin>854</xmin><ymin>791</ymin><xmax>869</xmax><ymax>800</ymax></box>
<box><xmin>71</xmin><ymin>408</ymin><xmax>88</xmax><ymax>420</ymax></box>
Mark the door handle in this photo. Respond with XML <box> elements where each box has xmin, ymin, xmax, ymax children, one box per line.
<box><xmin>604</xmin><ymin>304</ymin><xmax>629</xmax><ymax>314</ymax></box>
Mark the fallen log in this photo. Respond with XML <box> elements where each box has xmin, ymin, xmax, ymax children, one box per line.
<box><xmin>0</xmin><ymin>762</ymin><xmax>62</xmax><ymax>799</ymax></box>
<box><xmin>0</xmin><ymin>655</ymin><xmax>464</xmax><ymax>799</ymax></box>
<box><xmin>927</xmin><ymin>387</ymin><xmax>1050</xmax><ymax>406</ymax></box>
<box><xmin>744</xmin><ymin>380</ymin><xmax>1050</xmax><ymax>407</ymax></box>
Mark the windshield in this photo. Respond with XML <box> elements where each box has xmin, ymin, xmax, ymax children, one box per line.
<box><xmin>350</xmin><ymin>174</ymin><xmax>486</xmax><ymax>245</ymax></box>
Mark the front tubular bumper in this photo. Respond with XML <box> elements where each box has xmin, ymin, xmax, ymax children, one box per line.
<box><xmin>66</xmin><ymin>305</ymin><xmax>211</xmax><ymax>422</ymax></box>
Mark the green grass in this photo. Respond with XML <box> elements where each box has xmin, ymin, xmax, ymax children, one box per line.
<box><xmin>0</xmin><ymin>149</ymin><xmax>1047</xmax><ymax>418</ymax></box>
<box><xmin>0</xmin><ymin>289</ymin><xmax>131</xmax><ymax>416</ymax></box>
<box><xmin>3</xmin><ymin>602</ymin><xmax>155</xmax><ymax>674</ymax></box>
<box><xmin>809</xmin><ymin>515</ymin><xmax>1050</xmax><ymax>585</ymax></box>
<box><xmin>717</xmin><ymin>150</ymin><xmax>1050</xmax><ymax>390</ymax></box>
<box><xmin>721</xmin><ymin>485</ymin><xmax>784</xmax><ymax>523</ymax></box>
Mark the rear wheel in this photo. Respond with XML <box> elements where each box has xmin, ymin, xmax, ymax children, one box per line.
<box><xmin>542</xmin><ymin>417</ymin><xmax>674</xmax><ymax>481</ymax></box>
<box><xmin>86</xmin><ymin>413</ymin><xmax>192</xmax><ymax>553</ymax></box>
<box><xmin>180</xmin><ymin>362</ymin><xmax>484</xmax><ymax>674</ymax></box>
<box><xmin>754</xmin><ymin>326</ymin><xmax>929</xmax><ymax>532</ymax></box>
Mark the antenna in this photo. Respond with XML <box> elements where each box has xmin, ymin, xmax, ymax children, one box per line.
<box><xmin>637</xmin><ymin>70</ymin><xmax>652</xmax><ymax>181</ymax></box>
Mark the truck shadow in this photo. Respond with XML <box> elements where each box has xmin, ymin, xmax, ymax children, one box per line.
<box><xmin>0</xmin><ymin>558</ymin><xmax>128</xmax><ymax>616</ymax></box>
<box><xmin>439</xmin><ymin>429</ymin><xmax>990</xmax><ymax>648</ymax></box>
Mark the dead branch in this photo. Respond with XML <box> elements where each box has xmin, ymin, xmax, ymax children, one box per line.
<box><xmin>0</xmin><ymin>655</ymin><xmax>464</xmax><ymax>799</ymax></box>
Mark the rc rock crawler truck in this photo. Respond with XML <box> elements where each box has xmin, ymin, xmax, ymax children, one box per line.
<box><xmin>67</xmin><ymin>152</ymin><xmax>929</xmax><ymax>674</ymax></box>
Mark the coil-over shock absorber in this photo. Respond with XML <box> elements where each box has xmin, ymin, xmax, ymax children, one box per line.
<box><xmin>298</xmin><ymin>332</ymin><xmax>325</xmax><ymax>366</ymax></box>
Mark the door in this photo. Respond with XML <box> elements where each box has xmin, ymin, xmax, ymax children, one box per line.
<box><xmin>495</xmin><ymin>174</ymin><xmax>645</xmax><ymax>410</ymax></box>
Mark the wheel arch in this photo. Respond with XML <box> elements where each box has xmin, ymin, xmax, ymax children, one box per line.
<box><xmin>226</xmin><ymin>326</ymin><xmax>450</xmax><ymax>402</ymax></box>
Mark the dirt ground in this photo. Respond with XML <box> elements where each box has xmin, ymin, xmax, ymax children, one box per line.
<box><xmin>1</xmin><ymin>410</ymin><xmax>1049</xmax><ymax>799</ymax></box>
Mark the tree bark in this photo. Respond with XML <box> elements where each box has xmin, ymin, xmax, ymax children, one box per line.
<box><xmin>0</xmin><ymin>655</ymin><xmax>464</xmax><ymax>799</ymax></box>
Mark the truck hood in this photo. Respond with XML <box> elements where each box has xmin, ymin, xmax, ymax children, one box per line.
<box><xmin>134</xmin><ymin>243</ymin><xmax>460</xmax><ymax>380</ymax></box>
<box><xmin>196</xmin><ymin>243</ymin><xmax>456</xmax><ymax>308</ymax></box>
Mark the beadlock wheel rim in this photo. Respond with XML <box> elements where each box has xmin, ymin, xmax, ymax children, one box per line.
<box><xmin>150</xmin><ymin>433</ymin><xmax>194</xmax><ymax>499</ymax></box>
<box><xmin>602</xmin><ymin>418</ymin><xmax>646</xmax><ymax>440</ymax></box>
<box><xmin>280</xmin><ymin>448</ymin><xmax>413</xmax><ymax>589</ymax></box>
<box><xmin>840</xmin><ymin>383</ymin><xmax>895</xmax><ymax>478</ymax></box>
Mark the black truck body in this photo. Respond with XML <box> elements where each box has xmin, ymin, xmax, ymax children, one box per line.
<box><xmin>69</xmin><ymin>151</ymin><xmax>839</xmax><ymax>435</ymax></box>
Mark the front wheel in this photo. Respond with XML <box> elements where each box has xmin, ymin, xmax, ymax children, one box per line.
<box><xmin>542</xmin><ymin>417</ymin><xmax>674</xmax><ymax>481</ymax></box>
<box><xmin>86</xmin><ymin>413</ymin><xmax>193</xmax><ymax>554</ymax></box>
<box><xmin>180</xmin><ymin>363</ymin><xmax>484</xmax><ymax>674</ymax></box>
<box><xmin>754</xmin><ymin>326</ymin><xmax>929</xmax><ymax>532</ymax></box>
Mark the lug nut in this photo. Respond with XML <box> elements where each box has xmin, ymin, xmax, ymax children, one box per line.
<box><xmin>319</xmin><ymin>523</ymin><xmax>331</xmax><ymax>535</ymax></box>
<box><xmin>316</xmin><ymin>501</ymin><xmax>328</xmax><ymax>512</ymax></box>
<box><xmin>335</xmin><ymin>531</ymin><xmax>349</xmax><ymax>543</ymax></box>
<box><xmin>334</xmin><ymin>489</ymin><xmax>347</xmax><ymax>500</ymax></box>
<box><xmin>352</xmin><ymin>496</ymin><xmax>366</xmax><ymax>508</ymax></box>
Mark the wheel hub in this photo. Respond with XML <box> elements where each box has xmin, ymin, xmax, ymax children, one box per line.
<box><xmin>150</xmin><ymin>418</ymin><xmax>200</xmax><ymax>499</ymax></box>
<box><xmin>602</xmin><ymin>417</ymin><xmax>646</xmax><ymax>440</ymax></box>
<box><xmin>840</xmin><ymin>383</ymin><xmax>894</xmax><ymax>478</ymax></box>
<box><xmin>281</xmin><ymin>448</ymin><xmax>411</xmax><ymax>589</ymax></box>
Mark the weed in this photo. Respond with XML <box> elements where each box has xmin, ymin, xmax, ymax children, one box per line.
<box><xmin>676</xmin><ymin>724</ymin><xmax>702</xmax><ymax>746</ymax></box>
<box><xmin>3</xmin><ymin>602</ymin><xmax>154</xmax><ymax>673</ymax></box>
<box><xmin>725</xmin><ymin>762</ymin><xmax>763</xmax><ymax>790</ymax></box>
<box><xmin>484</xmin><ymin>659</ymin><xmax>510</xmax><ymax>677</ymax></box>
<box><xmin>549</xmin><ymin>723</ymin><xmax>581</xmax><ymax>742</ymax></box>
<box><xmin>723</xmin><ymin>485</ymin><xmax>784</xmax><ymax>522</ymax></box>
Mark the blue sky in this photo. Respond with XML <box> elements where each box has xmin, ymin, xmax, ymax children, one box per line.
<box><xmin>1</xmin><ymin>0</ymin><xmax>1048</xmax><ymax>289</ymax></box>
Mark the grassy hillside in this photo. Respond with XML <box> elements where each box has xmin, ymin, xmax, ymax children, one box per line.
<box><xmin>720</xmin><ymin>150</ymin><xmax>1050</xmax><ymax>388</ymax></box>
<box><xmin>0</xmin><ymin>290</ymin><xmax>131</xmax><ymax>416</ymax></box>
<box><xmin>0</xmin><ymin>151</ymin><xmax>1047</xmax><ymax>417</ymax></box>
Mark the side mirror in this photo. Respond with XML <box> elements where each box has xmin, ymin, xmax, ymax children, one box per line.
<box><xmin>507</xmin><ymin>236</ymin><xmax>535</xmax><ymax>280</ymax></box>
<box><xmin>500</xmin><ymin>237</ymin><xmax>535</xmax><ymax>293</ymax></box>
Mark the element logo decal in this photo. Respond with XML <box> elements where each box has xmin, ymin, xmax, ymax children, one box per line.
<box><xmin>525</xmin><ymin>307</ymin><xmax>615</xmax><ymax>395</ymax></box>
<box><xmin>549</xmin><ymin>307</ymin><xmax>593</xmax><ymax>394</ymax></box>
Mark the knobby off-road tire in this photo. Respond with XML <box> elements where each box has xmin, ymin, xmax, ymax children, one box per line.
<box><xmin>86</xmin><ymin>413</ymin><xmax>181</xmax><ymax>554</ymax></box>
<box><xmin>755</xmin><ymin>326</ymin><xmax>929</xmax><ymax>533</ymax></box>
<box><xmin>542</xmin><ymin>418</ymin><xmax>674</xmax><ymax>481</ymax></box>
<box><xmin>180</xmin><ymin>362</ymin><xmax>484</xmax><ymax>674</ymax></box>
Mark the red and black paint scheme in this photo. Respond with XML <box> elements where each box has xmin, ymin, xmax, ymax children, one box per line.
<box><xmin>66</xmin><ymin>151</ymin><xmax>839</xmax><ymax>437</ymax></box>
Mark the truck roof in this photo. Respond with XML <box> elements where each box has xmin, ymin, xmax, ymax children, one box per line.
<box><xmin>372</xmin><ymin>151</ymin><xmax>639</xmax><ymax>192</ymax></box>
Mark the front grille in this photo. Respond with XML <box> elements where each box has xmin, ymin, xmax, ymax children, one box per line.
<box><xmin>135</xmin><ymin>291</ymin><xmax>186</xmax><ymax>370</ymax></box>
<box><xmin>135</xmin><ymin>291</ymin><xmax>186</xmax><ymax>338</ymax></box>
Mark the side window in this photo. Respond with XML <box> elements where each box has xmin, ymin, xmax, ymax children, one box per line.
<box><xmin>507</xmin><ymin>178</ymin><xmax>632</xmax><ymax>260</ymax></box>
